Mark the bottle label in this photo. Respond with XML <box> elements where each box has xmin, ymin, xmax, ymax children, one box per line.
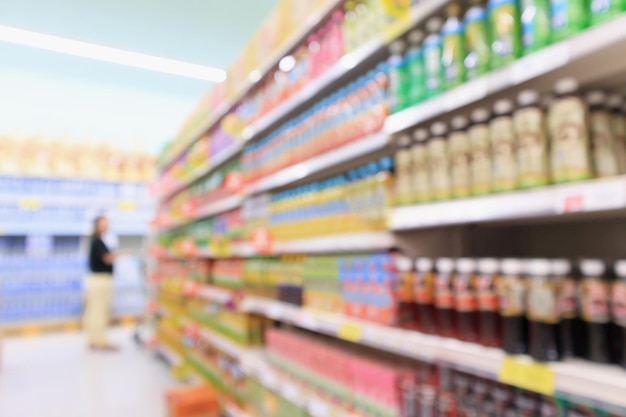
<box><xmin>469</xmin><ymin>124</ymin><xmax>492</xmax><ymax>194</ymax></box>
<box><xmin>395</xmin><ymin>149</ymin><xmax>413</xmax><ymax>205</ymax></box>
<box><xmin>435</xmin><ymin>273</ymin><xmax>454</xmax><ymax>308</ymax></box>
<box><xmin>424</xmin><ymin>40</ymin><xmax>442</xmax><ymax>94</ymax></box>
<box><xmin>558</xmin><ymin>278</ymin><xmax>578</xmax><ymax>319</ymax></box>
<box><xmin>581</xmin><ymin>277</ymin><xmax>610</xmax><ymax>323</ymax></box>
<box><xmin>414</xmin><ymin>271</ymin><xmax>434</xmax><ymax>303</ymax></box>
<box><xmin>476</xmin><ymin>273</ymin><xmax>499</xmax><ymax>311</ymax></box>
<box><xmin>490</xmin><ymin>116</ymin><xmax>518</xmax><ymax>191</ymax></box>
<box><xmin>612</xmin><ymin>280</ymin><xmax>626</xmax><ymax>327</ymax></box>
<box><xmin>590</xmin><ymin>110</ymin><xmax>619</xmax><ymax>178</ymax></box>
<box><xmin>428</xmin><ymin>137</ymin><xmax>451</xmax><ymax>200</ymax></box>
<box><xmin>454</xmin><ymin>273</ymin><xmax>477</xmax><ymax>312</ymax></box>
<box><xmin>527</xmin><ymin>280</ymin><xmax>559</xmax><ymax>324</ymax></box>
<box><xmin>497</xmin><ymin>275</ymin><xmax>525</xmax><ymax>316</ymax></box>
<box><xmin>514</xmin><ymin>107</ymin><xmax>549</xmax><ymax>187</ymax></box>
<box><xmin>450</xmin><ymin>131</ymin><xmax>472</xmax><ymax>198</ymax></box>
<box><xmin>551</xmin><ymin>0</ymin><xmax>568</xmax><ymax>31</ymax></box>
<box><xmin>464</xmin><ymin>9</ymin><xmax>489</xmax><ymax>79</ymax></box>
<box><xmin>412</xmin><ymin>144</ymin><xmax>432</xmax><ymax>202</ymax></box>
<box><xmin>442</xmin><ymin>24</ymin><xmax>464</xmax><ymax>87</ymax></box>
<box><xmin>408</xmin><ymin>51</ymin><xmax>425</xmax><ymax>103</ymax></box>
<box><xmin>489</xmin><ymin>1</ymin><xmax>518</xmax><ymax>62</ymax></box>
<box><xmin>610</xmin><ymin>113</ymin><xmax>626</xmax><ymax>174</ymax></box>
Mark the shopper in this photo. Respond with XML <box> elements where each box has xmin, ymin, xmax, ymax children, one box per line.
<box><xmin>83</xmin><ymin>215</ymin><xmax>123</xmax><ymax>351</ymax></box>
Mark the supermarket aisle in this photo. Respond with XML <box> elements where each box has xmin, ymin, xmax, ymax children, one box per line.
<box><xmin>0</xmin><ymin>327</ymin><xmax>177</xmax><ymax>417</ymax></box>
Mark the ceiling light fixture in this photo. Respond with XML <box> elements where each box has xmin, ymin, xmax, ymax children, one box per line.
<box><xmin>0</xmin><ymin>25</ymin><xmax>227</xmax><ymax>82</ymax></box>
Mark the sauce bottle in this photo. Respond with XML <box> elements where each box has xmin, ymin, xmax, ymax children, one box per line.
<box><xmin>411</xmin><ymin>128</ymin><xmax>432</xmax><ymax>204</ymax></box>
<box><xmin>428</xmin><ymin>122</ymin><xmax>452</xmax><ymax>201</ymax></box>
<box><xmin>514</xmin><ymin>89</ymin><xmax>550</xmax><ymax>188</ymax></box>
<box><xmin>464</xmin><ymin>0</ymin><xmax>491</xmax><ymax>80</ymax></box>
<box><xmin>389</xmin><ymin>40</ymin><xmax>408</xmax><ymax>113</ymax></box>
<box><xmin>424</xmin><ymin>18</ymin><xmax>444</xmax><ymax>99</ymax></box>
<box><xmin>469</xmin><ymin>107</ymin><xmax>493</xmax><ymax>195</ymax></box>
<box><xmin>612</xmin><ymin>260</ymin><xmax>626</xmax><ymax>368</ymax></box>
<box><xmin>454</xmin><ymin>258</ymin><xmax>479</xmax><ymax>342</ymax></box>
<box><xmin>550</xmin><ymin>0</ymin><xmax>589</xmax><ymax>42</ymax></box>
<box><xmin>548</xmin><ymin>78</ymin><xmax>592</xmax><ymax>183</ymax></box>
<box><xmin>586</xmin><ymin>90</ymin><xmax>620</xmax><ymax>178</ymax></box>
<box><xmin>521</xmin><ymin>0</ymin><xmax>552</xmax><ymax>55</ymax></box>
<box><xmin>406</xmin><ymin>30</ymin><xmax>426</xmax><ymax>106</ymax></box>
<box><xmin>414</xmin><ymin>257</ymin><xmax>436</xmax><ymax>334</ymax></box>
<box><xmin>488</xmin><ymin>0</ymin><xmax>522</xmax><ymax>69</ymax></box>
<box><xmin>434</xmin><ymin>257</ymin><xmax>456</xmax><ymax>338</ymax></box>
<box><xmin>490</xmin><ymin>99</ymin><xmax>519</xmax><ymax>192</ymax></box>
<box><xmin>526</xmin><ymin>259</ymin><xmax>561</xmax><ymax>362</ymax></box>
<box><xmin>442</xmin><ymin>3</ymin><xmax>466</xmax><ymax>90</ymax></box>
<box><xmin>449</xmin><ymin>115</ymin><xmax>472</xmax><ymax>199</ymax></box>
<box><xmin>551</xmin><ymin>259</ymin><xmax>579</xmax><ymax>359</ymax></box>
<box><xmin>394</xmin><ymin>135</ymin><xmax>414</xmax><ymax>206</ymax></box>
<box><xmin>607</xmin><ymin>94</ymin><xmax>626</xmax><ymax>174</ymax></box>
<box><xmin>498</xmin><ymin>258</ymin><xmax>528</xmax><ymax>354</ymax></box>
<box><xmin>579</xmin><ymin>259</ymin><xmax>612</xmax><ymax>363</ymax></box>
<box><xmin>477</xmin><ymin>258</ymin><xmax>502</xmax><ymax>348</ymax></box>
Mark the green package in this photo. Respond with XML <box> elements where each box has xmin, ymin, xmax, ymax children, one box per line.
<box><xmin>521</xmin><ymin>0</ymin><xmax>552</xmax><ymax>54</ymax></box>
<box><xmin>488</xmin><ymin>0</ymin><xmax>522</xmax><ymax>69</ymax></box>
<box><xmin>464</xmin><ymin>0</ymin><xmax>491</xmax><ymax>79</ymax></box>
<box><xmin>423</xmin><ymin>18</ymin><xmax>444</xmax><ymax>98</ymax></box>
<box><xmin>551</xmin><ymin>0</ymin><xmax>589</xmax><ymax>41</ymax></box>
<box><xmin>590</xmin><ymin>0</ymin><xmax>622</xmax><ymax>25</ymax></box>
<box><xmin>406</xmin><ymin>30</ymin><xmax>426</xmax><ymax>105</ymax></box>
<box><xmin>388</xmin><ymin>40</ymin><xmax>409</xmax><ymax>113</ymax></box>
<box><xmin>441</xmin><ymin>3</ymin><xmax>466</xmax><ymax>90</ymax></box>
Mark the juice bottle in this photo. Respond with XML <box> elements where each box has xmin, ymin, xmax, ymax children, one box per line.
<box><xmin>414</xmin><ymin>257</ymin><xmax>436</xmax><ymax>334</ymax></box>
<box><xmin>477</xmin><ymin>258</ymin><xmax>502</xmax><ymax>347</ymax></box>
<box><xmin>454</xmin><ymin>258</ymin><xmax>479</xmax><ymax>342</ymax></box>
<box><xmin>441</xmin><ymin>3</ymin><xmax>466</xmax><ymax>90</ymax></box>
<box><xmin>526</xmin><ymin>259</ymin><xmax>561</xmax><ymax>362</ymax></box>
<box><xmin>394</xmin><ymin>135</ymin><xmax>414</xmax><ymax>206</ymax></box>
<box><xmin>498</xmin><ymin>258</ymin><xmax>528</xmax><ymax>354</ymax></box>
<box><xmin>406</xmin><ymin>30</ymin><xmax>426</xmax><ymax>106</ymax></box>
<box><xmin>521</xmin><ymin>0</ymin><xmax>552</xmax><ymax>55</ymax></box>
<box><xmin>423</xmin><ymin>18</ymin><xmax>444</xmax><ymax>98</ymax></box>
<box><xmin>389</xmin><ymin>40</ymin><xmax>409</xmax><ymax>113</ymax></box>
<box><xmin>464</xmin><ymin>0</ymin><xmax>491</xmax><ymax>80</ymax></box>
<box><xmin>548</xmin><ymin>78</ymin><xmax>592</xmax><ymax>183</ymax></box>
<box><xmin>490</xmin><ymin>99</ymin><xmax>519</xmax><ymax>192</ymax></box>
<box><xmin>434</xmin><ymin>258</ymin><xmax>456</xmax><ymax>338</ymax></box>
<box><xmin>551</xmin><ymin>259</ymin><xmax>580</xmax><ymax>358</ymax></box>
<box><xmin>590</xmin><ymin>0</ymin><xmax>622</xmax><ymax>25</ymax></box>
<box><xmin>579</xmin><ymin>259</ymin><xmax>612</xmax><ymax>363</ymax></box>
<box><xmin>469</xmin><ymin>107</ymin><xmax>494</xmax><ymax>195</ymax></box>
<box><xmin>607</xmin><ymin>94</ymin><xmax>626</xmax><ymax>174</ymax></box>
<box><xmin>428</xmin><ymin>122</ymin><xmax>452</xmax><ymax>201</ymax></box>
<box><xmin>551</xmin><ymin>0</ymin><xmax>588</xmax><ymax>42</ymax></box>
<box><xmin>586</xmin><ymin>90</ymin><xmax>620</xmax><ymax>178</ymax></box>
<box><xmin>612</xmin><ymin>260</ymin><xmax>626</xmax><ymax>367</ymax></box>
<box><xmin>488</xmin><ymin>0</ymin><xmax>522</xmax><ymax>69</ymax></box>
<box><xmin>514</xmin><ymin>89</ymin><xmax>550</xmax><ymax>188</ymax></box>
<box><xmin>411</xmin><ymin>128</ymin><xmax>432</xmax><ymax>203</ymax></box>
<box><xmin>449</xmin><ymin>115</ymin><xmax>472</xmax><ymax>199</ymax></box>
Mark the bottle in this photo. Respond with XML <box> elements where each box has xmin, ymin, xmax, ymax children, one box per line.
<box><xmin>590</xmin><ymin>0</ymin><xmax>621</xmax><ymax>25</ymax></box>
<box><xmin>579</xmin><ymin>259</ymin><xmax>612</xmax><ymax>363</ymax></box>
<box><xmin>442</xmin><ymin>3</ymin><xmax>466</xmax><ymax>90</ymax></box>
<box><xmin>607</xmin><ymin>94</ymin><xmax>626</xmax><ymax>174</ymax></box>
<box><xmin>428</xmin><ymin>122</ymin><xmax>452</xmax><ymax>201</ymax></box>
<box><xmin>434</xmin><ymin>258</ymin><xmax>456</xmax><ymax>338</ymax></box>
<box><xmin>550</xmin><ymin>0</ymin><xmax>589</xmax><ymax>42</ymax></box>
<box><xmin>490</xmin><ymin>99</ymin><xmax>519</xmax><ymax>192</ymax></box>
<box><xmin>586</xmin><ymin>90</ymin><xmax>620</xmax><ymax>178</ymax></box>
<box><xmin>551</xmin><ymin>259</ymin><xmax>580</xmax><ymax>358</ymax></box>
<box><xmin>389</xmin><ymin>40</ymin><xmax>408</xmax><ymax>114</ymax></box>
<box><xmin>488</xmin><ymin>0</ymin><xmax>522</xmax><ymax>69</ymax></box>
<box><xmin>469</xmin><ymin>107</ymin><xmax>493</xmax><ymax>195</ymax></box>
<box><xmin>514</xmin><ymin>90</ymin><xmax>550</xmax><ymax>188</ymax></box>
<box><xmin>423</xmin><ymin>18</ymin><xmax>444</xmax><ymax>99</ymax></box>
<box><xmin>454</xmin><ymin>258</ymin><xmax>479</xmax><ymax>342</ymax></box>
<box><xmin>394</xmin><ymin>135</ymin><xmax>414</xmax><ymax>206</ymax></box>
<box><xmin>411</xmin><ymin>128</ymin><xmax>432</xmax><ymax>203</ymax></box>
<box><xmin>612</xmin><ymin>260</ymin><xmax>626</xmax><ymax>367</ymax></box>
<box><xmin>498</xmin><ymin>258</ymin><xmax>528</xmax><ymax>354</ymax></box>
<box><xmin>521</xmin><ymin>0</ymin><xmax>552</xmax><ymax>55</ymax></box>
<box><xmin>406</xmin><ymin>30</ymin><xmax>426</xmax><ymax>106</ymax></box>
<box><xmin>464</xmin><ymin>0</ymin><xmax>491</xmax><ymax>80</ymax></box>
<box><xmin>477</xmin><ymin>258</ymin><xmax>502</xmax><ymax>347</ymax></box>
<box><xmin>526</xmin><ymin>259</ymin><xmax>561</xmax><ymax>362</ymax></box>
<box><xmin>414</xmin><ymin>257</ymin><xmax>437</xmax><ymax>334</ymax></box>
<box><xmin>548</xmin><ymin>78</ymin><xmax>592</xmax><ymax>183</ymax></box>
<box><xmin>449</xmin><ymin>116</ymin><xmax>472</xmax><ymax>199</ymax></box>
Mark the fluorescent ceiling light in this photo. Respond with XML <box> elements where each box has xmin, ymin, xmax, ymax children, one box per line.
<box><xmin>0</xmin><ymin>25</ymin><xmax>227</xmax><ymax>82</ymax></box>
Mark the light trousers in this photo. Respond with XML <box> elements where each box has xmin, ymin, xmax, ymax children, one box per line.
<box><xmin>82</xmin><ymin>273</ymin><xmax>113</xmax><ymax>346</ymax></box>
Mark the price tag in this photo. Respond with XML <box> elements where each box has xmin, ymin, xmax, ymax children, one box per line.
<box><xmin>118</xmin><ymin>199</ymin><xmax>137</xmax><ymax>212</ymax></box>
<box><xmin>511</xmin><ymin>43</ymin><xmax>570</xmax><ymax>85</ymax></box>
<box><xmin>498</xmin><ymin>356</ymin><xmax>555</xmax><ymax>395</ymax></box>
<box><xmin>18</xmin><ymin>197</ymin><xmax>42</xmax><ymax>210</ymax></box>
<box><xmin>555</xmin><ymin>180</ymin><xmax>626</xmax><ymax>214</ymax></box>
<box><xmin>337</xmin><ymin>322</ymin><xmax>363</xmax><ymax>343</ymax></box>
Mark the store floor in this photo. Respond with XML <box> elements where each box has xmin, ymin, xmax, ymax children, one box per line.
<box><xmin>0</xmin><ymin>327</ymin><xmax>178</xmax><ymax>417</ymax></box>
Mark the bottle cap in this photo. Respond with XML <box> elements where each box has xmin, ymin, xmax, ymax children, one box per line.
<box><xmin>478</xmin><ymin>258</ymin><xmax>499</xmax><ymax>274</ymax></box>
<box><xmin>416</xmin><ymin>257</ymin><xmax>434</xmax><ymax>272</ymax></box>
<box><xmin>413</xmin><ymin>128</ymin><xmax>429</xmax><ymax>143</ymax></box>
<box><xmin>493</xmin><ymin>99</ymin><xmax>514</xmax><ymax>116</ymax></box>
<box><xmin>585</xmin><ymin>90</ymin><xmax>607</xmax><ymax>106</ymax></box>
<box><xmin>517</xmin><ymin>90</ymin><xmax>540</xmax><ymax>107</ymax></box>
<box><xmin>396</xmin><ymin>134</ymin><xmax>412</xmax><ymax>147</ymax></box>
<box><xmin>541</xmin><ymin>94</ymin><xmax>554</xmax><ymax>109</ymax></box>
<box><xmin>501</xmin><ymin>258</ymin><xmax>523</xmax><ymax>275</ymax></box>
<box><xmin>550</xmin><ymin>259</ymin><xmax>571</xmax><ymax>276</ymax></box>
<box><xmin>526</xmin><ymin>259</ymin><xmax>551</xmax><ymax>276</ymax></box>
<box><xmin>554</xmin><ymin>77</ymin><xmax>579</xmax><ymax>95</ymax></box>
<box><xmin>408</xmin><ymin>30</ymin><xmax>424</xmax><ymax>45</ymax></box>
<box><xmin>389</xmin><ymin>40</ymin><xmax>406</xmax><ymax>55</ymax></box>
<box><xmin>607</xmin><ymin>94</ymin><xmax>624</xmax><ymax>110</ymax></box>
<box><xmin>470</xmin><ymin>107</ymin><xmax>490</xmax><ymax>123</ymax></box>
<box><xmin>580</xmin><ymin>259</ymin><xmax>606</xmax><ymax>276</ymax></box>
<box><xmin>436</xmin><ymin>257</ymin><xmax>455</xmax><ymax>273</ymax></box>
<box><xmin>426</xmin><ymin>18</ymin><xmax>443</xmax><ymax>33</ymax></box>
<box><xmin>430</xmin><ymin>122</ymin><xmax>448</xmax><ymax>137</ymax></box>
<box><xmin>615</xmin><ymin>260</ymin><xmax>626</xmax><ymax>278</ymax></box>
<box><xmin>456</xmin><ymin>258</ymin><xmax>476</xmax><ymax>274</ymax></box>
<box><xmin>451</xmin><ymin>115</ymin><xmax>469</xmax><ymax>131</ymax></box>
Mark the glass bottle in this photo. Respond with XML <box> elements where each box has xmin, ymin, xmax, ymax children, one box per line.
<box><xmin>414</xmin><ymin>257</ymin><xmax>436</xmax><ymax>334</ymax></box>
<box><xmin>526</xmin><ymin>259</ymin><xmax>561</xmax><ymax>362</ymax></box>
<box><xmin>579</xmin><ymin>259</ymin><xmax>612</xmax><ymax>363</ymax></box>
<box><xmin>498</xmin><ymin>258</ymin><xmax>528</xmax><ymax>354</ymax></box>
<box><xmin>435</xmin><ymin>257</ymin><xmax>456</xmax><ymax>338</ymax></box>
<box><xmin>477</xmin><ymin>258</ymin><xmax>502</xmax><ymax>347</ymax></box>
<box><xmin>454</xmin><ymin>258</ymin><xmax>479</xmax><ymax>342</ymax></box>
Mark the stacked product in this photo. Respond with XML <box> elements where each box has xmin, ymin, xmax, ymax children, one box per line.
<box><xmin>243</xmin><ymin>256</ymin><xmax>305</xmax><ymax>304</ymax></box>
<box><xmin>210</xmin><ymin>259</ymin><xmax>245</xmax><ymax>289</ymax></box>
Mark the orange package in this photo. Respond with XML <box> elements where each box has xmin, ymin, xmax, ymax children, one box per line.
<box><xmin>166</xmin><ymin>385</ymin><xmax>220</xmax><ymax>417</ymax></box>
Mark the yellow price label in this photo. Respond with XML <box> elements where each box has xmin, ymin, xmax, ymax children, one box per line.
<box><xmin>18</xmin><ymin>197</ymin><xmax>42</xmax><ymax>210</ymax></box>
<box><xmin>118</xmin><ymin>200</ymin><xmax>137</xmax><ymax>212</ymax></box>
<box><xmin>337</xmin><ymin>322</ymin><xmax>363</xmax><ymax>343</ymax></box>
<box><xmin>498</xmin><ymin>356</ymin><xmax>555</xmax><ymax>395</ymax></box>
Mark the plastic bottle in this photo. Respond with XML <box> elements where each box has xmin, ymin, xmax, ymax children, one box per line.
<box><xmin>411</xmin><ymin>128</ymin><xmax>432</xmax><ymax>203</ymax></box>
<box><xmin>428</xmin><ymin>122</ymin><xmax>452</xmax><ymax>201</ymax></box>
<box><xmin>514</xmin><ymin>90</ymin><xmax>550</xmax><ymax>188</ymax></box>
<box><xmin>449</xmin><ymin>115</ymin><xmax>472</xmax><ymax>199</ymax></box>
<box><xmin>590</xmin><ymin>0</ymin><xmax>622</xmax><ymax>25</ymax></box>
<box><xmin>389</xmin><ymin>40</ymin><xmax>409</xmax><ymax>113</ymax></box>
<box><xmin>521</xmin><ymin>0</ymin><xmax>552</xmax><ymax>54</ymax></box>
<box><xmin>477</xmin><ymin>258</ymin><xmax>502</xmax><ymax>347</ymax></box>
<box><xmin>488</xmin><ymin>0</ymin><xmax>522</xmax><ymax>69</ymax></box>
<box><xmin>406</xmin><ymin>30</ymin><xmax>426</xmax><ymax>106</ymax></box>
<box><xmin>526</xmin><ymin>259</ymin><xmax>561</xmax><ymax>362</ymax></box>
<box><xmin>454</xmin><ymin>258</ymin><xmax>479</xmax><ymax>342</ymax></box>
<box><xmin>586</xmin><ymin>90</ymin><xmax>620</xmax><ymax>178</ymax></box>
<box><xmin>612</xmin><ymin>260</ymin><xmax>626</xmax><ymax>368</ymax></box>
<box><xmin>441</xmin><ymin>3</ymin><xmax>466</xmax><ymax>90</ymax></box>
<box><xmin>414</xmin><ymin>257</ymin><xmax>436</xmax><ymax>334</ymax></box>
<box><xmin>434</xmin><ymin>258</ymin><xmax>456</xmax><ymax>338</ymax></box>
<box><xmin>550</xmin><ymin>0</ymin><xmax>588</xmax><ymax>42</ymax></box>
<box><xmin>551</xmin><ymin>259</ymin><xmax>580</xmax><ymax>358</ymax></box>
<box><xmin>607</xmin><ymin>94</ymin><xmax>626</xmax><ymax>174</ymax></box>
<box><xmin>394</xmin><ymin>135</ymin><xmax>413</xmax><ymax>206</ymax></box>
<box><xmin>423</xmin><ymin>18</ymin><xmax>444</xmax><ymax>98</ymax></box>
<box><xmin>579</xmin><ymin>259</ymin><xmax>612</xmax><ymax>363</ymax></box>
<box><xmin>490</xmin><ymin>99</ymin><xmax>519</xmax><ymax>192</ymax></box>
<box><xmin>464</xmin><ymin>0</ymin><xmax>491</xmax><ymax>80</ymax></box>
<box><xmin>469</xmin><ymin>107</ymin><xmax>493</xmax><ymax>195</ymax></box>
<box><xmin>498</xmin><ymin>258</ymin><xmax>528</xmax><ymax>354</ymax></box>
<box><xmin>548</xmin><ymin>78</ymin><xmax>592</xmax><ymax>183</ymax></box>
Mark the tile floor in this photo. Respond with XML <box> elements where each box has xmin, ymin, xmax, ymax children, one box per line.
<box><xmin>0</xmin><ymin>327</ymin><xmax>178</xmax><ymax>417</ymax></box>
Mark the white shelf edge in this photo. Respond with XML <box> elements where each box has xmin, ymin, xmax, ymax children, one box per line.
<box><xmin>156</xmin><ymin>344</ymin><xmax>183</xmax><ymax>367</ymax></box>
<box><xmin>195</xmin><ymin>194</ymin><xmax>244</xmax><ymax>219</ymax></box>
<box><xmin>197</xmin><ymin>286</ymin><xmax>233</xmax><ymax>304</ymax></box>
<box><xmin>197</xmin><ymin>327</ymin><xmax>250</xmax><ymax>360</ymax></box>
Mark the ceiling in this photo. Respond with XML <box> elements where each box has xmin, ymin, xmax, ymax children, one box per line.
<box><xmin>0</xmin><ymin>0</ymin><xmax>279</xmax><ymax>151</ymax></box>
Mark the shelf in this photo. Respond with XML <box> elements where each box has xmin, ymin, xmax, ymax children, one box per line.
<box><xmin>197</xmin><ymin>285</ymin><xmax>233</xmax><ymax>305</ymax></box>
<box><xmin>390</xmin><ymin>175</ymin><xmax>626</xmax><ymax>231</ymax></box>
<box><xmin>0</xmin><ymin>222</ymin><xmax>151</xmax><ymax>236</ymax></box>
<box><xmin>157</xmin><ymin>194</ymin><xmax>244</xmax><ymax>232</ymax></box>
<box><xmin>385</xmin><ymin>14</ymin><xmax>626</xmax><ymax>135</ymax></box>
<box><xmin>197</xmin><ymin>327</ymin><xmax>253</xmax><ymax>360</ymax></box>
<box><xmin>156</xmin><ymin>343</ymin><xmax>183</xmax><ymax>367</ymax></box>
